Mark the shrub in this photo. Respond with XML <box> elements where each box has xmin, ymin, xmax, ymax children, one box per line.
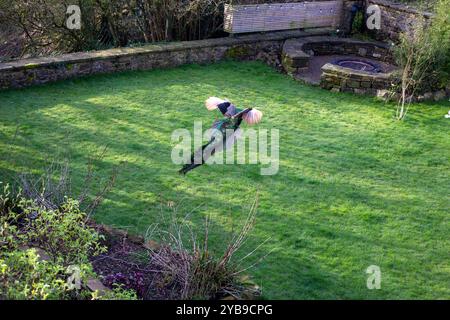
<box><xmin>0</xmin><ymin>249</ymin><xmax>93</xmax><ymax>300</ymax></box>
<box><xmin>393</xmin><ymin>0</ymin><xmax>450</xmax><ymax>118</ymax></box>
<box><xmin>1</xmin><ymin>187</ymin><xmax>106</xmax><ymax>265</ymax></box>
<box><xmin>0</xmin><ymin>182</ymin><xmax>137</xmax><ymax>300</ymax></box>
<box><xmin>147</xmin><ymin>196</ymin><xmax>266</xmax><ymax>300</ymax></box>
<box><xmin>17</xmin><ymin>198</ymin><xmax>106</xmax><ymax>265</ymax></box>
<box><xmin>0</xmin><ymin>248</ymin><xmax>137</xmax><ymax>300</ymax></box>
<box><xmin>0</xmin><ymin>183</ymin><xmax>27</xmax><ymax>251</ymax></box>
<box><xmin>94</xmin><ymin>285</ymin><xmax>139</xmax><ymax>300</ymax></box>
<box><xmin>351</xmin><ymin>10</ymin><xmax>364</xmax><ymax>35</ymax></box>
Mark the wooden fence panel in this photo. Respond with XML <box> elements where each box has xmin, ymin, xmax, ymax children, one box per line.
<box><xmin>224</xmin><ymin>1</ymin><xmax>343</xmax><ymax>34</ymax></box>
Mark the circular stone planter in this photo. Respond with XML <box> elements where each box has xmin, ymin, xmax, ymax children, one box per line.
<box><xmin>281</xmin><ymin>36</ymin><xmax>398</xmax><ymax>95</ymax></box>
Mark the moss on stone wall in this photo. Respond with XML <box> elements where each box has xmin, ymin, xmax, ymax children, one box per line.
<box><xmin>24</xmin><ymin>63</ymin><xmax>39</xmax><ymax>69</ymax></box>
<box><xmin>225</xmin><ymin>46</ymin><xmax>251</xmax><ymax>59</ymax></box>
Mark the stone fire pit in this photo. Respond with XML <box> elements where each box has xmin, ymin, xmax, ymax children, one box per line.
<box><xmin>320</xmin><ymin>58</ymin><xmax>396</xmax><ymax>95</ymax></box>
<box><xmin>281</xmin><ymin>36</ymin><xmax>398</xmax><ymax>96</ymax></box>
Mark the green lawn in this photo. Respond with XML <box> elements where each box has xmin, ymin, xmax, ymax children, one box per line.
<box><xmin>0</xmin><ymin>61</ymin><xmax>449</xmax><ymax>299</ymax></box>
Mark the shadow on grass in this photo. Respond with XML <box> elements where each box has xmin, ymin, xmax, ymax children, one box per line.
<box><xmin>0</xmin><ymin>61</ymin><xmax>449</xmax><ymax>299</ymax></box>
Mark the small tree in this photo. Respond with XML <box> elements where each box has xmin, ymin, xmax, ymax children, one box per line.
<box><xmin>393</xmin><ymin>0</ymin><xmax>450</xmax><ymax>120</ymax></box>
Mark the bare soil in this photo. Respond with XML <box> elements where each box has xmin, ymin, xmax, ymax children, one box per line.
<box><xmin>90</xmin><ymin>226</ymin><xmax>182</xmax><ymax>300</ymax></box>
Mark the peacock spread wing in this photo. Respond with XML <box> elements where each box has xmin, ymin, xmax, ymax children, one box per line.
<box><xmin>205</xmin><ymin>97</ymin><xmax>263</xmax><ymax>125</ymax></box>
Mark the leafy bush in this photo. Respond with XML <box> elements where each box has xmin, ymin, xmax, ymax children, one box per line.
<box><xmin>0</xmin><ymin>248</ymin><xmax>138</xmax><ymax>300</ymax></box>
<box><xmin>0</xmin><ymin>249</ymin><xmax>93</xmax><ymax>300</ymax></box>
<box><xmin>1</xmin><ymin>186</ymin><xmax>106</xmax><ymax>265</ymax></box>
<box><xmin>0</xmin><ymin>183</ymin><xmax>27</xmax><ymax>250</ymax></box>
<box><xmin>0</xmin><ymin>183</ymin><xmax>137</xmax><ymax>300</ymax></box>
<box><xmin>94</xmin><ymin>285</ymin><xmax>139</xmax><ymax>300</ymax></box>
<box><xmin>393</xmin><ymin>0</ymin><xmax>449</xmax><ymax>118</ymax></box>
<box><xmin>18</xmin><ymin>198</ymin><xmax>106</xmax><ymax>265</ymax></box>
<box><xmin>393</xmin><ymin>0</ymin><xmax>450</xmax><ymax>92</ymax></box>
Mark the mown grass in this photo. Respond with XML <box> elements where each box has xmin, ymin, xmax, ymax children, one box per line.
<box><xmin>0</xmin><ymin>61</ymin><xmax>449</xmax><ymax>299</ymax></box>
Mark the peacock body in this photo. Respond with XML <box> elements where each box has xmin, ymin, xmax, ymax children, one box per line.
<box><xmin>179</xmin><ymin>97</ymin><xmax>263</xmax><ymax>175</ymax></box>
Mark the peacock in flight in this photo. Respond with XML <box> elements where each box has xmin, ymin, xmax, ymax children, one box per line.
<box><xmin>179</xmin><ymin>97</ymin><xmax>263</xmax><ymax>175</ymax></box>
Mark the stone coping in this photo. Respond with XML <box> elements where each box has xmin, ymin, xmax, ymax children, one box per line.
<box><xmin>0</xmin><ymin>28</ymin><xmax>333</xmax><ymax>72</ymax></box>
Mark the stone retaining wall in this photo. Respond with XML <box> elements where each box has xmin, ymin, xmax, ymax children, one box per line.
<box><xmin>0</xmin><ymin>29</ymin><xmax>332</xmax><ymax>91</ymax></box>
<box><xmin>366</xmin><ymin>0</ymin><xmax>433</xmax><ymax>42</ymax></box>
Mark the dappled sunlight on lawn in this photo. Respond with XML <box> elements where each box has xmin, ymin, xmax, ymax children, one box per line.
<box><xmin>0</xmin><ymin>61</ymin><xmax>449</xmax><ymax>299</ymax></box>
